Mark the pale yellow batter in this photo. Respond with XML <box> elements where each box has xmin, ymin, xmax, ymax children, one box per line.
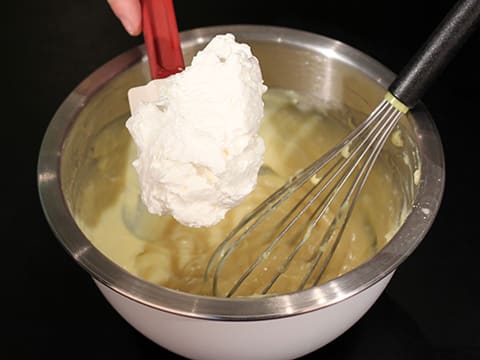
<box><xmin>74</xmin><ymin>89</ymin><xmax>408</xmax><ymax>297</ymax></box>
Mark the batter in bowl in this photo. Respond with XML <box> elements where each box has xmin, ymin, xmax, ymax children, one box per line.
<box><xmin>74</xmin><ymin>89</ymin><xmax>411</xmax><ymax>297</ymax></box>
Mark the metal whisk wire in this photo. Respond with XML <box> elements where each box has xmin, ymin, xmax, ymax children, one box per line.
<box><xmin>282</xmin><ymin>101</ymin><xmax>403</xmax><ymax>292</ymax></box>
<box><xmin>205</xmin><ymin>99</ymin><xmax>403</xmax><ymax>297</ymax></box>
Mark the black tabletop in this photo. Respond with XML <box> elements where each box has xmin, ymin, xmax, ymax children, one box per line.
<box><xmin>6</xmin><ymin>0</ymin><xmax>479</xmax><ymax>359</ymax></box>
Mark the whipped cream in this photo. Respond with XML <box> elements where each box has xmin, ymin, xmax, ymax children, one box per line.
<box><xmin>126</xmin><ymin>34</ymin><xmax>267</xmax><ymax>227</ymax></box>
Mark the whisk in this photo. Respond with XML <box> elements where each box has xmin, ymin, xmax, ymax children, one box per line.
<box><xmin>205</xmin><ymin>0</ymin><xmax>480</xmax><ymax>297</ymax></box>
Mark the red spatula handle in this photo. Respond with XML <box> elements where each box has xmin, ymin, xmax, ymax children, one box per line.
<box><xmin>141</xmin><ymin>0</ymin><xmax>185</xmax><ymax>79</ymax></box>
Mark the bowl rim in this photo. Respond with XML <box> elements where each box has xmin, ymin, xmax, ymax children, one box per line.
<box><xmin>37</xmin><ymin>24</ymin><xmax>445</xmax><ymax>320</ymax></box>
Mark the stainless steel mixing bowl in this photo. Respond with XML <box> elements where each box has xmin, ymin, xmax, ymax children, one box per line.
<box><xmin>38</xmin><ymin>25</ymin><xmax>445</xmax><ymax>360</ymax></box>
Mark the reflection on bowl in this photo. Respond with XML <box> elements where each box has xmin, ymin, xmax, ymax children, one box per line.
<box><xmin>38</xmin><ymin>25</ymin><xmax>444</xmax><ymax>360</ymax></box>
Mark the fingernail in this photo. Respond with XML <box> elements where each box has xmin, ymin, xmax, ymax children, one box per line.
<box><xmin>121</xmin><ymin>17</ymin><xmax>136</xmax><ymax>36</ymax></box>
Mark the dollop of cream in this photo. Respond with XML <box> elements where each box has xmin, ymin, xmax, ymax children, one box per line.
<box><xmin>126</xmin><ymin>34</ymin><xmax>267</xmax><ymax>227</ymax></box>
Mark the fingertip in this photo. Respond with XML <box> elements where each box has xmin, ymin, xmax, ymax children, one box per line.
<box><xmin>108</xmin><ymin>0</ymin><xmax>142</xmax><ymax>36</ymax></box>
<box><xmin>123</xmin><ymin>19</ymin><xmax>142</xmax><ymax>36</ymax></box>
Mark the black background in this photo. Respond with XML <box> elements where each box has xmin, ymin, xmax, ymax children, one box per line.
<box><xmin>5</xmin><ymin>0</ymin><xmax>480</xmax><ymax>359</ymax></box>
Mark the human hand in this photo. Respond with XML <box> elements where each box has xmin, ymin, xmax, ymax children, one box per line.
<box><xmin>107</xmin><ymin>0</ymin><xmax>142</xmax><ymax>36</ymax></box>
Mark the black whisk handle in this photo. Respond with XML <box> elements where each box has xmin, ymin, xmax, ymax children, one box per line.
<box><xmin>389</xmin><ymin>0</ymin><xmax>480</xmax><ymax>109</ymax></box>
